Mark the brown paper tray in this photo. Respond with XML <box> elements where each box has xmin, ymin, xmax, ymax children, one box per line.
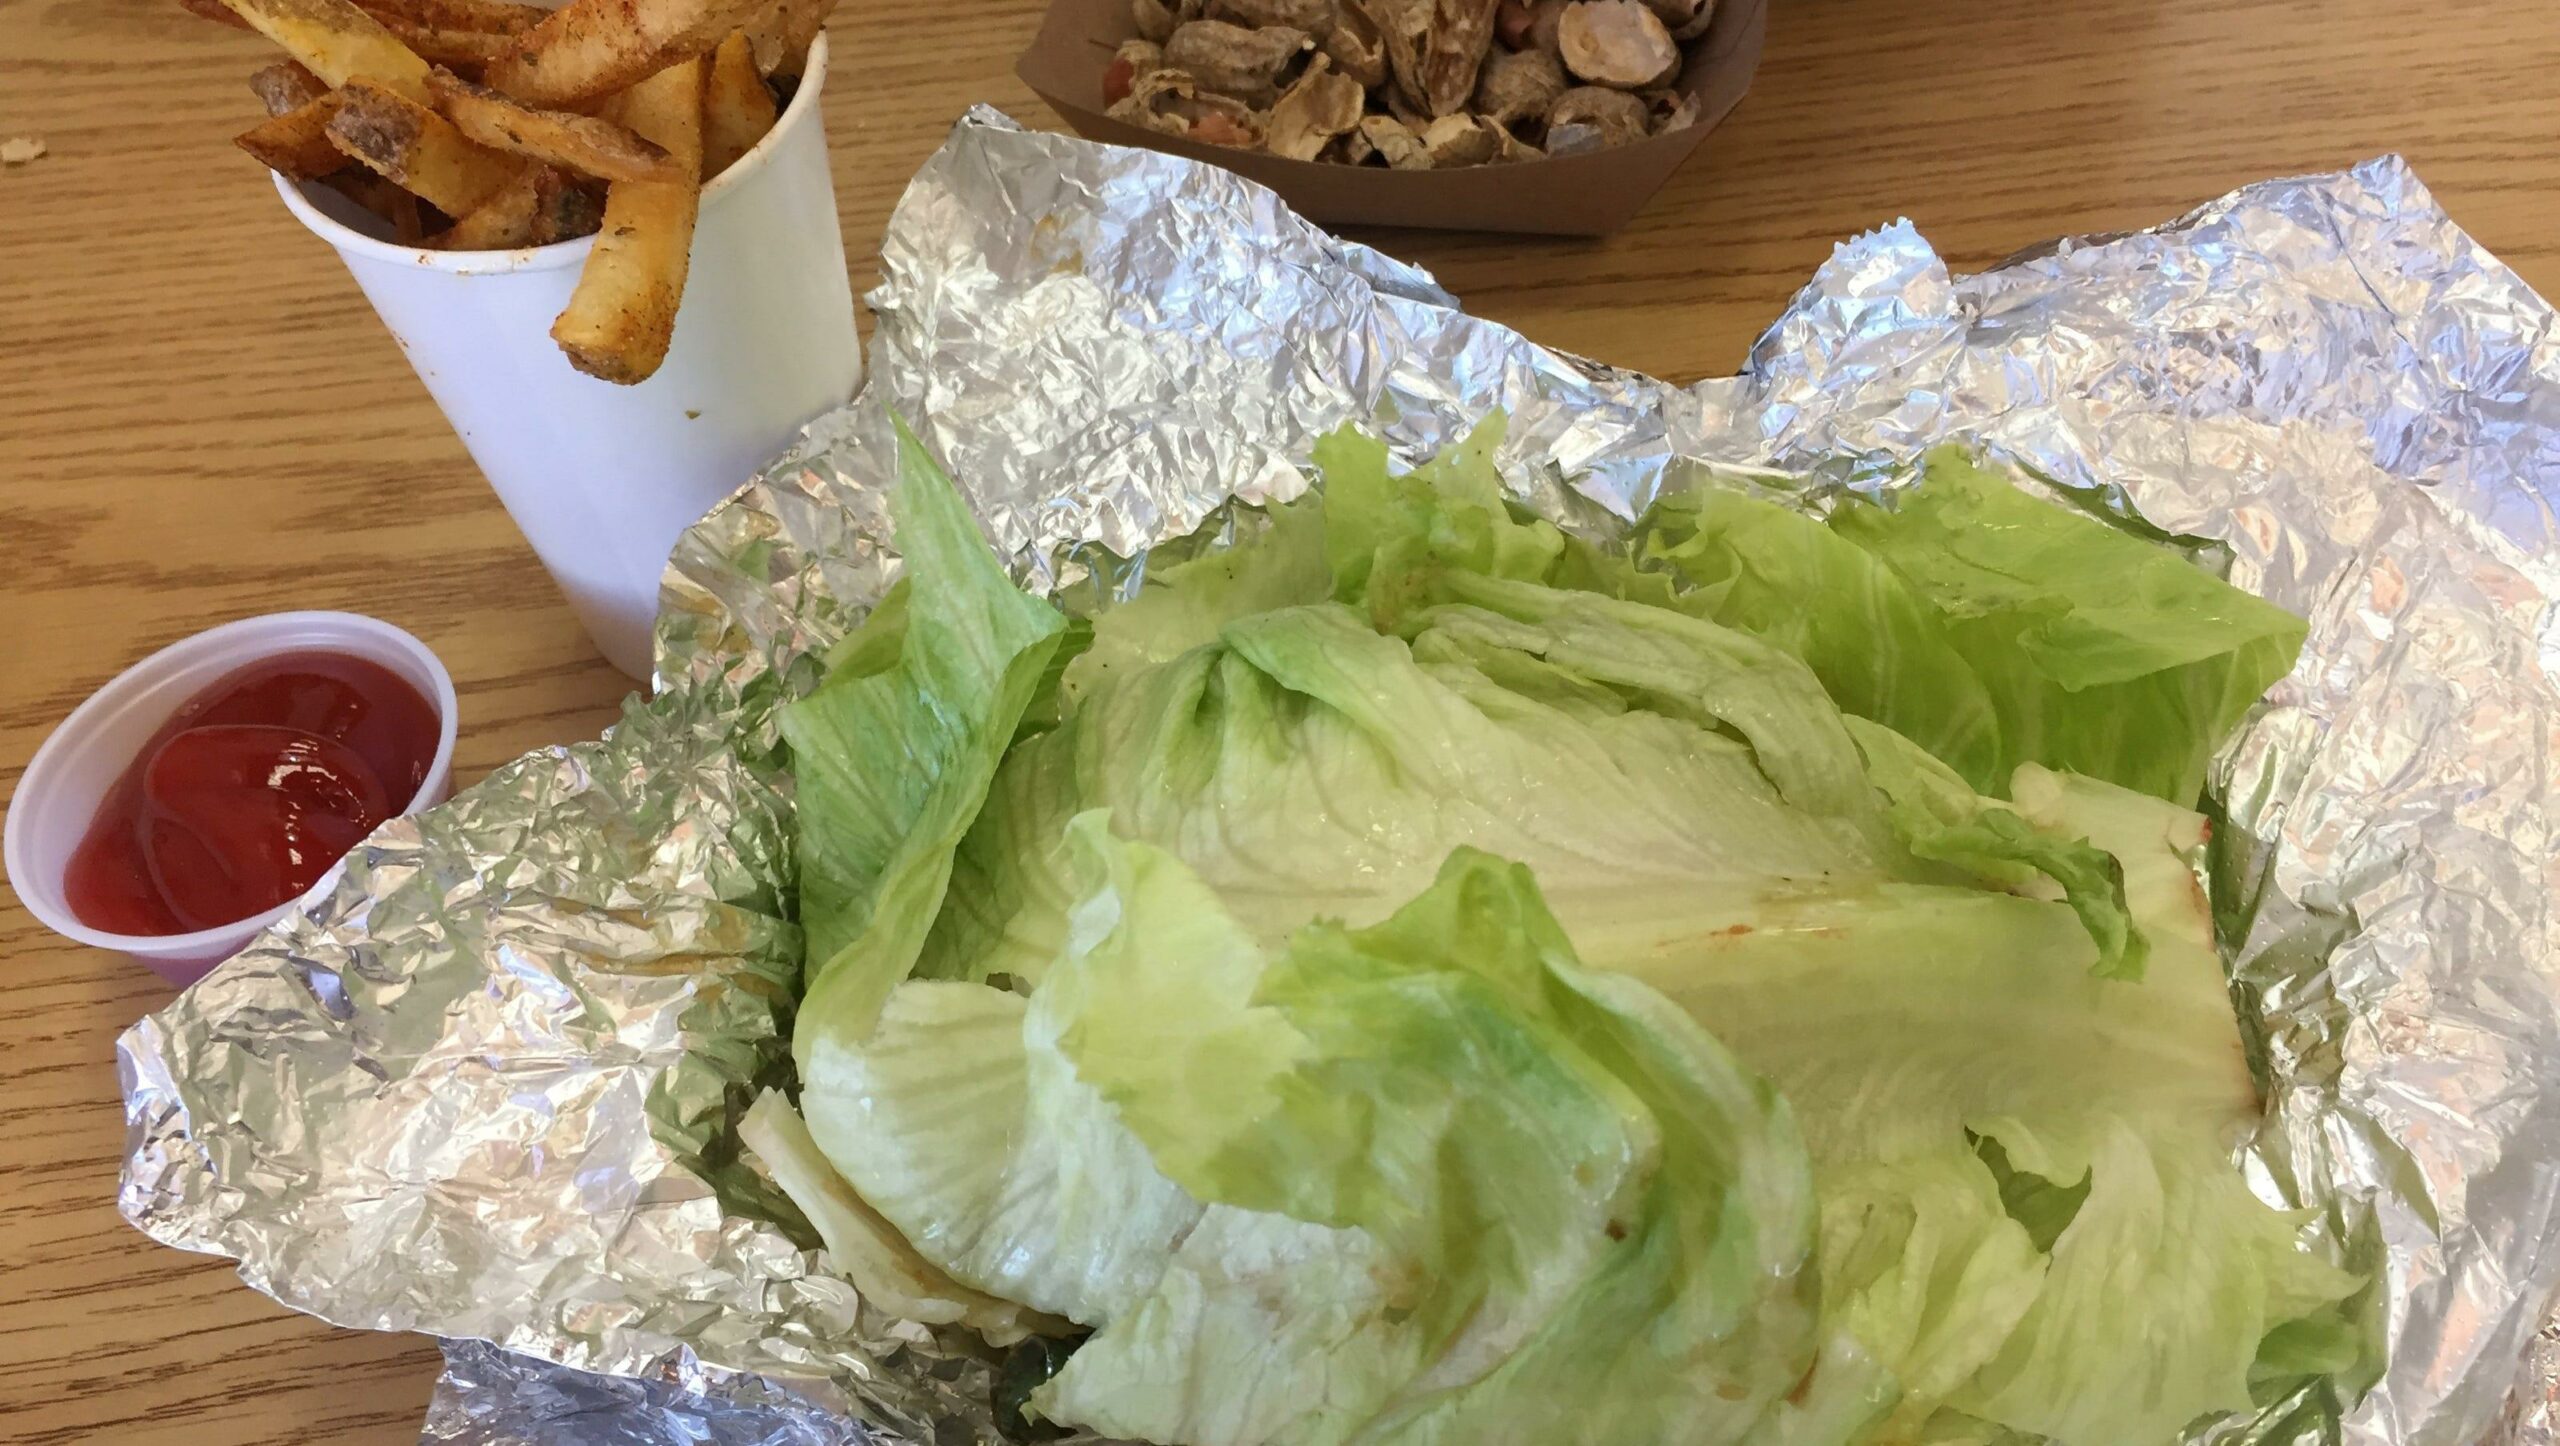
<box><xmin>1017</xmin><ymin>0</ymin><xmax>1767</xmax><ymax>236</ymax></box>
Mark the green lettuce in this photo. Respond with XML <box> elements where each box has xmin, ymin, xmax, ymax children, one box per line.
<box><xmin>1846</xmin><ymin>717</ymin><xmax>2143</xmax><ymax>979</ymax></box>
<box><xmin>1634</xmin><ymin>448</ymin><xmax>2308</xmax><ymax>804</ymax></box>
<box><xmin>801</xmin><ymin>815</ymin><xmax>1824</xmax><ymax>1445</ymax></box>
<box><xmin>1616</xmin><ymin>766</ymin><xmax>2353</xmax><ymax>1442</ymax></box>
<box><xmin>770</xmin><ymin>421</ymin><xmax>2349</xmax><ymax>1446</ymax></box>
<box><xmin>779</xmin><ymin>420</ymin><xmax>1068</xmax><ymax>1036</ymax></box>
<box><xmin>1626</xmin><ymin>486</ymin><xmax>2008</xmax><ymax>788</ymax></box>
<box><xmin>736</xmin><ymin>1088</ymin><xmax>1061</xmax><ymax>1345</ymax></box>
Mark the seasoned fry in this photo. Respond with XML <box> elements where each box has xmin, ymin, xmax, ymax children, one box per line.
<box><xmin>382</xmin><ymin>185</ymin><xmax>426</xmax><ymax>242</ymax></box>
<box><xmin>249</xmin><ymin>58</ymin><xmax>329</xmax><ymax>115</ymax></box>
<box><xmin>208</xmin><ymin>0</ymin><xmax>507</xmax><ymax>86</ymax></box>
<box><xmin>382</xmin><ymin>24</ymin><xmax>516</xmax><ymax>67</ymax></box>
<box><xmin>481</xmin><ymin>0</ymin><xmax>766</xmax><ymax>107</ymax></box>
<box><xmin>350</xmin><ymin>0</ymin><xmax>545</xmax><ymax>32</ymax></box>
<box><xmin>316</xmin><ymin>166</ymin><xmax>413</xmax><ymax>224</ymax></box>
<box><xmin>740</xmin><ymin>0</ymin><xmax>830</xmax><ymax>77</ymax></box>
<box><xmin>429</xmin><ymin>162</ymin><xmax>552</xmax><ymax>247</ymax></box>
<box><xmin>337</xmin><ymin>0</ymin><xmax>541</xmax><ymax>68</ymax></box>
<box><xmin>239</xmin><ymin>58</ymin><xmax>427</xmax><ymax>231</ymax></box>
<box><xmin>426</xmin><ymin>68</ymin><xmax>685</xmax><ymax>183</ymax></box>
<box><xmin>552</xmin><ymin>57</ymin><xmax>703</xmax><ymax>381</ymax></box>
<box><xmin>327</xmin><ymin>80</ymin><xmax>525</xmax><ymax>214</ymax></box>
<box><xmin>425</xmin><ymin>0</ymin><xmax>544</xmax><ymax>29</ymax></box>
<box><xmin>435</xmin><ymin>163</ymin><xmax>604</xmax><ymax>248</ymax></box>
<box><xmin>195</xmin><ymin>0</ymin><xmax>746</xmax><ymax>359</ymax></box>
<box><xmin>531</xmin><ymin>168</ymin><xmax>608</xmax><ymax>243</ymax></box>
<box><xmin>700</xmin><ymin>30</ymin><xmax>776</xmax><ymax>178</ymax></box>
<box><xmin>220</xmin><ymin>0</ymin><xmax>436</xmax><ymax>100</ymax></box>
<box><xmin>235</xmin><ymin>91</ymin><xmax>350</xmax><ymax>178</ymax></box>
<box><xmin>181</xmin><ymin>0</ymin><xmax>254</xmax><ymax>29</ymax></box>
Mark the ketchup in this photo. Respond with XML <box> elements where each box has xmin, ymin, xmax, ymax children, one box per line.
<box><xmin>63</xmin><ymin>652</ymin><xmax>440</xmax><ymax>935</ymax></box>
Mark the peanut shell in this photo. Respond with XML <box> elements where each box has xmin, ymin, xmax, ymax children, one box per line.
<box><xmin>1556</xmin><ymin>0</ymin><xmax>1677</xmax><ymax>89</ymax></box>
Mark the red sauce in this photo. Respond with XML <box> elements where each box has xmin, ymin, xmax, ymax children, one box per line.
<box><xmin>63</xmin><ymin>651</ymin><xmax>440</xmax><ymax>936</ymax></box>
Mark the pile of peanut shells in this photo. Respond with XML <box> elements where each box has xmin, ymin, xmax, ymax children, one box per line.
<box><xmin>1104</xmin><ymin>0</ymin><xmax>1711</xmax><ymax>167</ymax></box>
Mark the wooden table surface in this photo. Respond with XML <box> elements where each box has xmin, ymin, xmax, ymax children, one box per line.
<box><xmin>4</xmin><ymin>0</ymin><xmax>2556</xmax><ymax>1438</ymax></box>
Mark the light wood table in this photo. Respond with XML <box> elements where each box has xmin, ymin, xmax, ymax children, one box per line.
<box><xmin>3</xmin><ymin>0</ymin><xmax>2555</xmax><ymax>1438</ymax></box>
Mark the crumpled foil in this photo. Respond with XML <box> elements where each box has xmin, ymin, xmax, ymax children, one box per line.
<box><xmin>119</xmin><ymin>108</ymin><xmax>2560</xmax><ymax>1446</ymax></box>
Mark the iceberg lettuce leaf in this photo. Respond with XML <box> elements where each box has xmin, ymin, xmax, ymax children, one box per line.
<box><xmin>1636</xmin><ymin>487</ymin><xmax>2007</xmax><ymax>792</ymax></box>
<box><xmin>783</xmin><ymin>421</ymin><xmax>2349</xmax><ymax>1446</ymax></box>
<box><xmin>1827</xmin><ymin>447</ymin><xmax>2307</xmax><ymax>804</ymax></box>
<box><xmin>737</xmin><ymin>1088</ymin><xmax>1060</xmax><ymax>1344</ymax></box>
<box><xmin>780</xmin><ymin>420</ymin><xmax>1068</xmax><ymax>1039</ymax></box>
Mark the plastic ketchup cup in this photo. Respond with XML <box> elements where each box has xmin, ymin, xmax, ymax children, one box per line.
<box><xmin>5</xmin><ymin>613</ymin><xmax>459</xmax><ymax>987</ymax></box>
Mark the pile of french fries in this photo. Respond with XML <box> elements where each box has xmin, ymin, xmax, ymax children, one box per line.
<box><xmin>190</xmin><ymin>0</ymin><xmax>837</xmax><ymax>382</ymax></box>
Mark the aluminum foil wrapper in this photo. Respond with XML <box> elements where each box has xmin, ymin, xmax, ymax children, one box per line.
<box><xmin>120</xmin><ymin>108</ymin><xmax>2560</xmax><ymax>1446</ymax></box>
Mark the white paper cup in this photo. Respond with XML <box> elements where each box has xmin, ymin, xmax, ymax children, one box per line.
<box><xmin>3</xmin><ymin>612</ymin><xmax>459</xmax><ymax>987</ymax></box>
<box><xmin>274</xmin><ymin>37</ymin><xmax>859</xmax><ymax>681</ymax></box>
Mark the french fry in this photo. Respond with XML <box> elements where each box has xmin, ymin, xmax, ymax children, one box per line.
<box><xmin>220</xmin><ymin>0</ymin><xmax>434</xmax><ymax>101</ymax></box>
<box><xmin>427</xmin><ymin>68</ymin><xmax>684</xmax><ymax>183</ymax></box>
<box><xmin>249</xmin><ymin>58</ymin><xmax>329</xmax><ymax>115</ymax></box>
<box><xmin>700</xmin><ymin>30</ymin><xmax>776</xmax><ymax>179</ymax></box>
<box><xmin>429</xmin><ymin>162</ymin><xmax>554</xmax><ymax>247</ymax></box>
<box><xmin>435</xmin><ymin>161</ymin><xmax>604</xmax><ymax>246</ymax></box>
<box><xmin>327</xmin><ymin>80</ymin><xmax>525</xmax><ymax>214</ymax></box>
<box><xmin>380</xmin><ymin>24</ymin><xmax>516</xmax><ymax>68</ymax></box>
<box><xmin>182</xmin><ymin>0</ymin><xmax>255</xmax><ymax>28</ymax></box>
<box><xmin>531</xmin><ymin>169</ymin><xmax>607</xmax><ymax>243</ymax></box>
<box><xmin>192</xmin><ymin>0</ymin><xmax>735</xmax><ymax>370</ymax></box>
<box><xmin>322</xmin><ymin>167</ymin><xmax>416</xmax><ymax>226</ymax></box>
<box><xmin>235</xmin><ymin>91</ymin><xmax>350</xmax><ymax>178</ymax></box>
<box><xmin>383</xmin><ymin>186</ymin><xmax>427</xmax><ymax>243</ymax></box>
<box><xmin>337</xmin><ymin>0</ymin><xmax>540</xmax><ymax>70</ymax></box>
<box><xmin>739</xmin><ymin>0</ymin><xmax>829</xmax><ymax>77</ymax></box>
<box><xmin>351</xmin><ymin>0</ymin><xmax>545</xmax><ymax>33</ymax></box>
<box><xmin>551</xmin><ymin>57</ymin><xmax>703</xmax><ymax>382</ymax></box>
<box><xmin>296</xmin><ymin>166</ymin><xmax>423</xmax><ymax>234</ymax></box>
<box><xmin>482</xmin><ymin>0</ymin><xmax>766</xmax><ymax>107</ymax></box>
<box><xmin>241</xmin><ymin>59</ymin><xmax>423</xmax><ymax>233</ymax></box>
<box><xmin>424</xmin><ymin>0</ymin><xmax>545</xmax><ymax>30</ymax></box>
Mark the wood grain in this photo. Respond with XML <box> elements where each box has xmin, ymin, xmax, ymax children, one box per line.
<box><xmin>2</xmin><ymin>0</ymin><xmax>2555</xmax><ymax>1438</ymax></box>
